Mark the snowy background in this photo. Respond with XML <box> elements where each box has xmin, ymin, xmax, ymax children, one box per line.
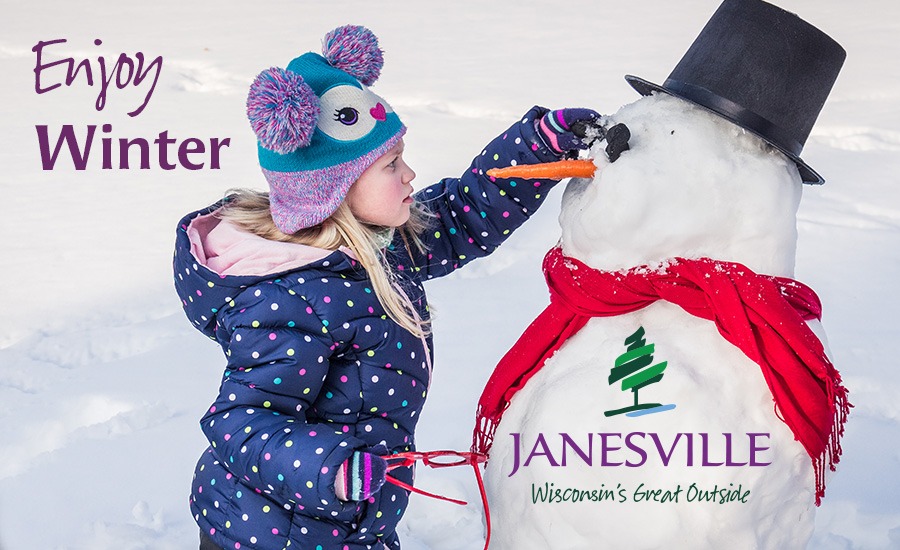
<box><xmin>1</xmin><ymin>0</ymin><xmax>898</xmax><ymax>549</ymax></box>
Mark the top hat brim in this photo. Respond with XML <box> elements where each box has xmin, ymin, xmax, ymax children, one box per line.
<box><xmin>625</xmin><ymin>75</ymin><xmax>823</xmax><ymax>185</ymax></box>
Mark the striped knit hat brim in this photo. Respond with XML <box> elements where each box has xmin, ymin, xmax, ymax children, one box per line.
<box><xmin>267</xmin><ymin>127</ymin><xmax>406</xmax><ymax>233</ymax></box>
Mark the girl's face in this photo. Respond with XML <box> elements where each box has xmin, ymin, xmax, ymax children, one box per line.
<box><xmin>346</xmin><ymin>140</ymin><xmax>416</xmax><ymax>227</ymax></box>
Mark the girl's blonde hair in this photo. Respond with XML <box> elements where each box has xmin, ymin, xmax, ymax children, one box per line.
<box><xmin>215</xmin><ymin>189</ymin><xmax>432</xmax><ymax>338</ymax></box>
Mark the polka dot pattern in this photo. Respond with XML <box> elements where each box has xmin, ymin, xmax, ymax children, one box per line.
<box><xmin>413</xmin><ymin>106</ymin><xmax>561</xmax><ymax>281</ymax></box>
<box><xmin>174</xmin><ymin>104</ymin><xmax>562</xmax><ymax>550</ymax></box>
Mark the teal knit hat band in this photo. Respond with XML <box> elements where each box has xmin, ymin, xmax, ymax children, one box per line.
<box><xmin>246</xmin><ymin>26</ymin><xmax>406</xmax><ymax>233</ymax></box>
<box><xmin>287</xmin><ymin>53</ymin><xmax>359</xmax><ymax>98</ymax></box>
<box><xmin>258</xmin><ymin>53</ymin><xmax>404</xmax><ymax>173</ymax></box>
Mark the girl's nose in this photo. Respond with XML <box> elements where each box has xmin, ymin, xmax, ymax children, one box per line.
<box><xmin>403</xmin><ymin>164</ymin><xmax>416</xmax><ymax>184</ymax></box>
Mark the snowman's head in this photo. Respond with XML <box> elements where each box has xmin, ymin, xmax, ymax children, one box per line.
<box><xmin>560</xmin><ymin>93</ymin><xmax>803</xmax><ymax>277</ymax></box>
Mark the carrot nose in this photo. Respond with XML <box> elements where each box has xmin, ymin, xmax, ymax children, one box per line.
<box><xmin>486</xmin><ymin>159</ymin><xmax>597</xmax><ymax>180</ymax></box>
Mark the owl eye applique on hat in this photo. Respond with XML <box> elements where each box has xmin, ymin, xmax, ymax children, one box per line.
<box><xmin>316</xmin><ymin>85</ymin><xmax>395</xmax><ymax>142</ymax></box>
<box><xmin>246</xmin><ymin>25</ymin><xmax>406</xmax><ymax>233</ymax></box>
<box><xmin>247</xmin><ymin>25</ymin><xmax>394</xmax><ymax>153</ymax></box>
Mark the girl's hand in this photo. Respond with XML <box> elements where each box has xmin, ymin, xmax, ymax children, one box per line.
<box><xmin>335</xmin><ymin>450</ymin><xmax>389</xmax><ymax>501</ymax></box>
<box><xmin>536</xmin><ymin>108</ymin><xmax>603</xmax><ymax>156</ymax></box>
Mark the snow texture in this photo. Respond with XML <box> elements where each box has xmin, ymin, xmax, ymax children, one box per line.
<box><xmin>1</xmin><ymin>0</ymin><xmax>898</xmax><ymax>549</ymax></box>
<box><xmin>487</xmin><ymin>95</ymin><xmax>818</xmax><ymax>550</ymax></box>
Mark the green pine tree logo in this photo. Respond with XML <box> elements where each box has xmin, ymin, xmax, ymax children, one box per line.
<box><xmin>604</xmin><ymin>326</ymin><xmax>676</xmax><ymax>417</ymax></box>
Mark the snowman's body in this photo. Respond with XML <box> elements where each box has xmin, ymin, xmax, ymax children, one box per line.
<box><xmin>484</xmin><ymin>94</ymin><xmax>829</xmax><ymax>550</ymax></box>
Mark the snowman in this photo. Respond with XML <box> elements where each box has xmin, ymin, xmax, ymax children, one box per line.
<box><xmin>472</xmin><ymin>1</ymin><xmax>850</xmax><ymax>549</ymax></box>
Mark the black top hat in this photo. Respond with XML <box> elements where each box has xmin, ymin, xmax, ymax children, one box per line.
<box><xmin>626</xmin><ymin>0</ymin><xmax>845</xmax><ymax>184</ymax></box>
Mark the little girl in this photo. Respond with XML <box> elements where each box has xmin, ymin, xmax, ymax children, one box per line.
<box><xmin>174</xmin><ymin>25</ymin><xmax>599</xmax><ymax>550</ymax></box>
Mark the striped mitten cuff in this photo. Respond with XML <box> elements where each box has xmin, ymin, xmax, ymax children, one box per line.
<box><xmin>335</xmin><ymin>451</ymin><xmax>388</xmax><ymax>501</ymax></box>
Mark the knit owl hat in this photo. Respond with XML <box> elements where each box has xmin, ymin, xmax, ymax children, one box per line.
<box><xmin>247</xmin><ymin>25</ymin><xmax>406</xmax><ymax>233</ymax></box>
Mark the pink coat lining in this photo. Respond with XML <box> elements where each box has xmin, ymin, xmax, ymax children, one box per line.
<box><xmin>187</xmin><ymin>211</ymin><xmax>356</xmax><ymax>277</ymax></box>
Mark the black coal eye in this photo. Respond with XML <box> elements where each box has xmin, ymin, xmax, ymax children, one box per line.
<box><xmin>334</xmin><ymin>107</ymin><xmax>359</xmax><ymax>125</ymax></box>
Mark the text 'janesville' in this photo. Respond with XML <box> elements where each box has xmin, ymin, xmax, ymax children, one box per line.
<box><xmin>508</xmin><ymin>432</ymin><xmax>772</xmax><ymax>477</ymax></box>
<box><xmin>532</xmin><ymin>481</ymin><xmax>750</xmax><ymax>504</ymax></box>
<box><xmin>32</xmin><ymin>39</ymin><xmax>231</xmax><ymax>170</ymax></box>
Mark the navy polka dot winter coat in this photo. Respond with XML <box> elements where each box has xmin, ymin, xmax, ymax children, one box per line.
<box><xmin>174</xmin><ymin>106</ymin><xmax>561</xmax><ymax>550</ymax></box>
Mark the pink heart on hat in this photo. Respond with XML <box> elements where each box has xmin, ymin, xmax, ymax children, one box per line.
<box><xmin>370</xmin><ymin>103</ymin><xmax>387</xmax><ymax>121</ymax></box>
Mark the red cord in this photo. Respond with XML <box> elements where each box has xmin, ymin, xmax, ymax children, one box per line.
<box><xmin>384</xmin><ymin>475</ymin><xmax>468</xmax><ymax>506</ymax></box>
<box><xmin>384</xmin><ymin>451</ymin><xmax>491</xmax><ymax>550</ymax></box>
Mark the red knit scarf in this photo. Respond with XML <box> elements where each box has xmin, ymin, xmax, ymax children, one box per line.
<box><xmin>473</xmin><ymin>246</ymin><xmax>849</xmax><ymax>505</ymax></box>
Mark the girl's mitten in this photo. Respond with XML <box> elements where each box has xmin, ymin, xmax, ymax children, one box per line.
<box><xmin>335</xmin><ymin>451</ymin><xmax>388</xmax><ymax>501</ymax></box>
<box><xmin>536</xmin><ymin>108</ymin><xmax>602</xmax><ymax>156</ymax></box>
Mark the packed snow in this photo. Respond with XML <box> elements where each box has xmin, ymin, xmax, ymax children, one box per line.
<box><xmin>1</xmin><ymin>0</ymin><xmax>899</xmax><ymax>549</ymax></box>
<box><xmin>486</xmin><ymin>94</ymin><xmax>823</xmax><ymax>550</ymax></box>
<box><xmin>560</xmin><ymin>94</ymin><xmax>803</xmax><ymax>276</ymax></box>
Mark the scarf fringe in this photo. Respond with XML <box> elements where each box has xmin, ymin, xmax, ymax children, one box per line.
<box><xmin>472</xmin><ymin>411</ymin><xmax>498</xmax><ymax>459</ymax></box>
<box><xmin>815</xmin><ymin>380</ymin><xmax>851</xmax><ymax>505</ymax></box>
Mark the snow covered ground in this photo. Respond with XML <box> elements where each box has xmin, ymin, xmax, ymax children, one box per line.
<box><xmin>1</xmin><ymin>0</ymin><xmax>898</xmax><ymax>548</ymax></box>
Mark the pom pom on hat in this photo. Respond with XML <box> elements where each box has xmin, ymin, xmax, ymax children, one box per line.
<box><xmin>250</xmin><ymin>25</ymin><xmax>405</xmax><ymax>232</ymax></box>
<box><xmin>247</xmin><ymin>67</ymin><xmax>319</xmax><ymax>154</ymax></box>
<box><xmin>322</xmin><ymin>25</ymin><xmax>384</xmax><ymax>86</ymax></box>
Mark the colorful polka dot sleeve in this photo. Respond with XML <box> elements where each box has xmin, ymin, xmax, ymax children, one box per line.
<box><xmin>411</xmin><ymin>105</ymin><xmax>563</xmax><ymax>279</ymax></box>
<box><xmin>201</xmin><ymin>285</ymin><xmax>365</xmax><ymax>511</ymax></box>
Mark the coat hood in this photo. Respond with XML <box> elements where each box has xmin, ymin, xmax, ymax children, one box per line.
<box><xmin>173</xmin><ymin>201</ymin><xmax>359</xmax><ymax>339</ymax></box>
